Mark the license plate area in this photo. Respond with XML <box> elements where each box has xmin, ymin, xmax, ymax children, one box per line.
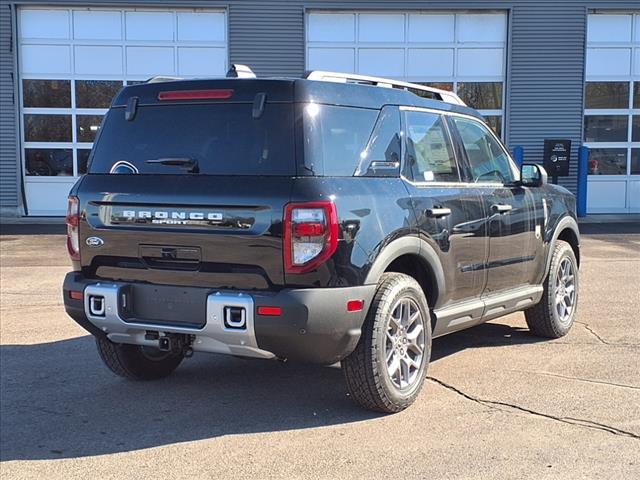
<box><xmin>119</xmin><ymin>284</ymin><xmax>207</xmax><ymax>329</ymax></box>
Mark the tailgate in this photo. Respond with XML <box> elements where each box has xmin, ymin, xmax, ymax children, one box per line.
<box><xmin>78</xmin><ymin>174</ymin><xmax>291</xmax><ymax>290</ymax></box>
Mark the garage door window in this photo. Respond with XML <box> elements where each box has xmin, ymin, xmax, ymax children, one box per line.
<box><xmin>306</xmin><ymin>12</ymin><xmax>507</xmax><ymax>137</ymax></box>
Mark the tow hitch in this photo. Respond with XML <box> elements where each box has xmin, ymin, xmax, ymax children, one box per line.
<box><xmin>145</xmin><ymin>331</ymin><xmax>194</xmax><ymax>357</ymax></box>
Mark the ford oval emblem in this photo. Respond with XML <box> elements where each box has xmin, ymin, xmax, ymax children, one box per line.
<box><xmin>86</xmin><ymin>236</ymin><xmax>104</xmax><ymax>248</ymax></box>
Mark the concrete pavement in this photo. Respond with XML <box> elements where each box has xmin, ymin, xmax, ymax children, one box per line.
<box><xmin>0</xmin><ymin>228</ymin><xmax>638</xmax><ymax>479</ymax></box>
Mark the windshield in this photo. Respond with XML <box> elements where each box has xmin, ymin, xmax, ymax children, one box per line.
<box><xmin>88</xmin><ymin>103</ymin><xmax>295</xmax><ymax>175</ymax></box>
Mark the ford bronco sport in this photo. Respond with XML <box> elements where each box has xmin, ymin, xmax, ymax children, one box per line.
<box><xmin>63</xmin><ymin>67</ymin><xmax>580</xmax><ymax>413</ymax></box>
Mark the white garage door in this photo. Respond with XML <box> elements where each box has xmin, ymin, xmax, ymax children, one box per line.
<box><xmin>18</xmin><ymin>7</ymin><xmax>227</xmax><ymax>215</ymax></box>
<box><xmin>584</xmin><ymin>13</ymin><xmax>640</xmax><ymax>214</ymax></box>
<box><xmin>306</xmin><ymin>11</ymin><xmax>506</xmax><ymax>135</ymax></box>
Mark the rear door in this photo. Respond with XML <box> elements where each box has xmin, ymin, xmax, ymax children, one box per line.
<box><xmin>401</xmin><ymin>108</ymin><xmax>488</xmax><ymax>308</ymax></box>
<box><xmin>79</xmin><ymin>88</ymin><xmax>295</xmax><ymax>290</ymax></box>
<box><xmin>449</xmin><ymin>115</ymin><xmax>538</xmax><ymax>292</ymax></box>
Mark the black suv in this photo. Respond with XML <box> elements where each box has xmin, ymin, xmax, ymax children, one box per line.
<box><xmin>63</xmin><ymin>68</ymin><xmax>580</xmax><ymax>413</ymax></box>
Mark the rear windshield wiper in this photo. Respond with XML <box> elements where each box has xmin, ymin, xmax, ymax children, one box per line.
<box><xmin>146</xmin><ymin>157</ymin><xmax>199</xmax><ymax>173</ymax></box>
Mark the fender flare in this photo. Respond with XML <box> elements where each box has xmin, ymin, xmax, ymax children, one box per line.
<box><xmin>545</xmin><ymin>215</ymin><xmax>580</xmax><ymax>276</ymax></box>
<box><xmin>363</xmin><ymin>236</ymin><xmax>446</xmax><ymax>305</ymax></box>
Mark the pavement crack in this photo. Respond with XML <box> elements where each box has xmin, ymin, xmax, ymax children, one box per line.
<box><xmin>575</xmin><ymin>321</ymin><xmax>610</xmax><ymax>345</ymax></box>
<box><xmin>428</xmin><ymin>376</ymin><xmax>640</xmax><ymax>440</ymax></box>
<box><xmin>508</xmin><ymin>370</ymin><xmax>640</xmax><ymax>391</ymax></box>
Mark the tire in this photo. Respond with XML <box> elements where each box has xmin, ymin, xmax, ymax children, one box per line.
<box><xmin>342</xmin><ymin>273</ymin><xmax>432</xmax><ymax>413</ymax></box>
<box><xmin>525</xmin><ymin>240</ymin><xmax>579</xmax><ymax>338</ymax></box>
<box><xmin>95</xmin><ymin>336</ymin><xmax>184</xmax><ymax>381</ymax></box>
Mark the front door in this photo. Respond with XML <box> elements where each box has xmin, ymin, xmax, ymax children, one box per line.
<box><xmin>448</xmin><ymin>115</ymin><xmax>538</xmax><ymax>293</ymax></box>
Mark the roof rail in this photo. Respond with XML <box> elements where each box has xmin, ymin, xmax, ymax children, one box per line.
<box><xmin>146</xmin><ymin>76</ymin><xmax>183</xmax><ymax>84</ymax></box>
<box><xmin>305</xmin><ymin>71</ymin><xmax>466</xmax><ymax>106</ymax></box>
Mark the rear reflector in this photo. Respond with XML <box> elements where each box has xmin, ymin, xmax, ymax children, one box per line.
<box><xmin>69</xmin><ymin>290</ymin><xmax>83</xmax><ymax>301</ymax></box>
<box><xmin>347</xmin><ymin>300</ymin><xmax>364</xmax><ymax>312</ymax></box>
<box><xmin>158</xmin><ymin>89</ymin><xmax>233</xmax><ymax>101</ymax></box>
<box><xmin>66</xmin><ymin>196</ymin><xmax>80</xmax><ymax>261</ymax></box>
<box><xmin>257</xmin><ymin>306</ymin><xmax>282</xmax><ymax>316</ymax></box>
<box><xmin>293</xmin><ymin>222</ymin><xmax>325</xmax><ymax>237</ymax></box>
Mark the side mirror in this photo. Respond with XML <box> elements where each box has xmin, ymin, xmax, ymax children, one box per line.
<box><xmin>520</xmin><ymin>163</ymin><xmax>548</xmax><ymax>187</ymax></box>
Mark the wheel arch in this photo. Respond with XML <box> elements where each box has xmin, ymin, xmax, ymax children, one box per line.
<box><xmin>546</xmin><ymin>216</ymin><xmax>581</xmax><ymax>276</ymax></box>
<box><xmin>363</xmin><ymin>236</ymin><xmax>445</xmax><ymax>311</ymax></box>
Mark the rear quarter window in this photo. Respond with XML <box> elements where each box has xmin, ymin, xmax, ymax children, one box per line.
<box><xmin>302</xmin><ymin>104</ymin><xmax>379</xmax><ymax>176</ymax></box>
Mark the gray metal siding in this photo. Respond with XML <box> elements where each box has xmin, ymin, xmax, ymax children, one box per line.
<box><xmin>229</xmin><ymin>1</ymin><xmax>305</xmax><ymax>76</ymax></box>
<box><xmin>0</xmin><ymin>3</ymin><xmax>19</xmax><ymax>214</ymax></box>
<box><xmin>507</xmin><ymin>3</ymin><xmax>588</xmax><ymax>194</ymax></box>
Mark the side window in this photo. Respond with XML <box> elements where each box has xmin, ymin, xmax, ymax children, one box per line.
<box><xmin>405</xmin><ymin>111</ymin><xmax>459</xmax><ymax>182</ymax></box>
<box><xmin>451</xmin><ymin>116</ymin><xmax>516</xmax><ymax>184</ymax></box>
<box><xmin>356</xmin><ymin>106</ymin><xmax>401</xmax><ymax>176</ymax></box>
<box><xmin>303</xmin><ymin>104</ymin><xmax>378</xmax><ymax>176</ymax></box>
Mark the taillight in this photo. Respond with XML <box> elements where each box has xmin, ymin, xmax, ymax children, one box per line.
<box><xmin>66</xmin><ymin>196</ymin><xmax>80</xmax><ymax>261</ymax></box>
<box><xmin>284</xmin><ymin>201</ymin><xmax>338</xmax><ymax>274</ymax></box>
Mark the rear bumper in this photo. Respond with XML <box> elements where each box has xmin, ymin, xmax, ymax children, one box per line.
<box><xmin>63</xmin><ymin>272</ymin><xmax>376</xmax><ymax>365</ymax></box>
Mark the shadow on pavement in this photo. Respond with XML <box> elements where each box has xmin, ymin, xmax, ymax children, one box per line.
<box><xmin>0</xmin><ymin>224</ymin><xmax>66</xmax><ymax>235</ymax></box>
<box><xmin>0</xmin><ymin>320</ymin><xmax>547</xmax><ymax>461</ymax></box>
<box><xmin>579</xmin><ymin>222</ymin><xmax>640</xmax><ymax>235</ymax></box>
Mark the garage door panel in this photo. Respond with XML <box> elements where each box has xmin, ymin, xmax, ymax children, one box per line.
<box><xmin>306</xmin><ymin>10</ymin><xmax>507</xmax><ymax>140</ymax></box>
<box><xmin>358</xmin><ymin>49</ymin><xmax>404</xmax><ymax>77</ymax></box>
<box><xmin>587</xmin><ymin>181</ymin><xmax>627</xmax><ymax>212</ymax></box>
<box><xmin>308</xmin><ymin>48</ymin><xmax>355</xmax><ymax>72</ymax></box>
<box><xmin>178</xmin><ymin>47</ymin><xmax>226</xmax><ymax>76</ymax></box>
<box><xmin>407</xmin><ymin>49</ymin><xmax>454</xmax><ymax>77</ymax></box>
<box><xmin>358</xmin><ymin>14</ymin><xmax>405</xmax><ymax>43</ymax></box>
<box><xmin>177</xmin><ymin>12</ymin><xmax>225</xmax><ymax>42</ymax></box>
<box><xmin>586</xmin><ymin>49</ymin><xmax>631</xmax><ymax>76</ymax></box>
<box><xmin>21</xmin><ymin>45</ymin><xmax>71</xmax><ymax>75</ymax></box>
<box><xmin>75</xmin><ymin>46</ymin><xmax>123</xmax><ymax>75</ymax></box>
<box><xmin>24</xmin><ymin>182</ymin><xmax>76</xmax><ymax>216</ymax></box>
<box><xmin>457</xmin><ymin>14</ymin><xmax>506</xmax><ymax>43</ymax></box>
<box><xmin>125</xmin><ymin>11</ymin><xmax>174</xmax><ymax>41</ymax></box>
<box><xmin>587</xmin><ymin>15</ymin><xmax>632</xmax><ymax>43</ymax></box>
<box><xmin>457</xmin><ymin>48</ymin><xmax>503</xmax><ymax>77</ymax></box>
<box><xmin>19</xmin><ymin>9</ymin><xmax>69</xmax><ymax>39</ymax></box>
<box><xmin>126</xmin><ymin>46</ymin><xmax>175</xmax><ymax>75</ymax></box>
<box><xmin>73</xmin><ymin>11</ymin><xmax>122</xmax><ymax>40</ymax></box>
<box><xmin>308</xmin><ymin>13</ymin><xmax>355</xmax><ymax>42</ymax></box>
<box><xmin>408</xmin><ymin>14</ymin><xmax>454</xmax><ymax>43</ymax></box>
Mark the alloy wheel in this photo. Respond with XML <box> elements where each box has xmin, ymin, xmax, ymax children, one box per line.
<box><xmin>384</xmin><ymin>297</ymin><xmax>426</xmax><ymax>389</ymax></box>
<box><xmin>555</xmin><ymin>257</ymin><xmax>576</xmax><ymax>324</ymax></box>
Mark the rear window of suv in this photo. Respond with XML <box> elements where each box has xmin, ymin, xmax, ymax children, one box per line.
<box><xmin>88</xmin><ymin>103</ymin><xmax>295</xmax><ymax>175</ymax></box>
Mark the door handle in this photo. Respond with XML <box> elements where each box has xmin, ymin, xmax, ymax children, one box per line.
<box><xmin>491</xmin><ymin>203</ymin><xmax>513</xmax><ymax>214</ymax></box>
<box><xmin>426</xmin><ymin>207</ymin><xmax>452</xmax><ymax>218</ymax></box>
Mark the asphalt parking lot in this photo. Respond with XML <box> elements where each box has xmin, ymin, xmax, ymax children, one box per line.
<box><xmin>1</xmin><ymin>224</ymin><xmax>639</xmax><ymax>479</ymax></box>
